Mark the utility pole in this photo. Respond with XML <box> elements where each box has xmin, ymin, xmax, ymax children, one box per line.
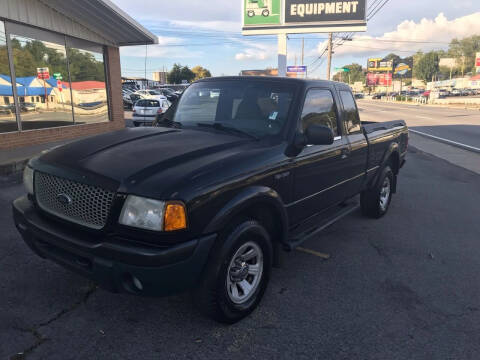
<box><xmin>301</xmin><ymin>37</ymin><xmax>305</xmax><ymax>79</ymax></box>
<box><xmin>326</xmin><ymin>33</ymin><xmax>333</xmax><ymax>80</ymax></box>
<box><xmin>278</xmin><ymin>34</ymin><xmax>287</xmax><ymax>77</ymax></box>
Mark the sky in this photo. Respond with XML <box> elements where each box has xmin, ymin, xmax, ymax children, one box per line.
<box><xmin>112</xmin><ymin>0</ymin><xmax>480</xmax><ymax>80</ymax></box>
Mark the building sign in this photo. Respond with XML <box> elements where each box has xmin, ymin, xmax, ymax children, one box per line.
<box><xmin>287</xmin><ymin>65</ymin><xmax>307</xmax><ymax>73</ymax></box>
<box><xmin>285</xmin><ymin>0</ymin><xmax>365</xmax><ymax>23</ymax></box>
<box><xmin>393</xmin><ymin>58</ymin><xmax>413</xmax><ymax>79</ymax></box>
<box><xmin>367</xmin><ymin>58</ymin><xmax>393</xmax><ymax>72</ymax></box>
<box><xmin>244</xmin><ymin>0</ymin><xmax>281</xmax><ymax>25</ymax></box>
<box><xmin>367</xmin><ymin>73</ymin><xmax>392</xmax><ymax>86</ymax></box>
<box><xmin>37</xmin><ymin>67</ymin><xmax>50</xmax><ymax>80</ymax></box>
<box><xmin>243</xmin><ymin>0</ymin><xmax>367</xmax><ymax>35</ymax></box>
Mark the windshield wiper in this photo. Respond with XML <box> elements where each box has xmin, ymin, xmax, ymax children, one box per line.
<box><xmin>196</xmin><ymin>122</ymin><xmax>258</xmax><ymax>140</ymax></box>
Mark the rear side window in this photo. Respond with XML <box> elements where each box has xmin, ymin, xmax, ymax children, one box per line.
<box><xmin>340</xmin><ymin>91</ymin><xmax>361</xmax><ymax>134</ymax></box>
<box><xmin>146</xmin><ymin>100</ymin><xmax>160</xmax><ymax>107</ymax></box>
<box><xmin>301</xmin><ymin>89</ymin><xmax>338</xmax><ymax>136</ymax></box>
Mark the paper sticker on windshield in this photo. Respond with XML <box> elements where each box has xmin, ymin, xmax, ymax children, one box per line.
<box><xmin>269</xmin><ymin>111</ymin><xmax>278</xmax><ymax>120</ymax></box>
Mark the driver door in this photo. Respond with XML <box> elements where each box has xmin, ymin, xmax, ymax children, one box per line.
<box><xmin>289</xmin><ymin>89</ymin><xmax>350</xmax><ymax>225</ymax></box>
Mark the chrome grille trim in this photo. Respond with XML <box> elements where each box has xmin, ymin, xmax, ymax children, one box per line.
<box><xmin>35</xmin><ymin>171</ymin><xmax>115</xmax><ymax>230</ymax></box>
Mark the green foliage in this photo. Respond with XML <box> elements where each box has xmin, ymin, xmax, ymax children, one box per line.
<box><xmin>192</xmin><ymin>66</ymin><xmax>212</xmax><ymax>81</ymax></box>
<box><xmin>413</xmin><ymin>51</ymin><xmax>439</xmax><ymax>84</ymax></box>
<box><xmin>332</xmin><ymin>63</ymin><xmax>364</xmax><ymax>84</ymax></box>
<box><xmin>448</xmin><ymin>35</ymin><xmax>480</xmax><ymax>75</ymax></box>
<box><xmin>2</xmin><ymin>38</ymin><xmax>104</xmax><ymax>82</ymax></box>
<box><xmin>167</xmin><ymin>63</ymin><xmax>195</xmax><ymax>84</ymax></box>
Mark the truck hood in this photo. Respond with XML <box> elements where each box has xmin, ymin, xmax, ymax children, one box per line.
<box><xmin>38</xmin><ymin>127</ymin><xmax>252</xmax><ymax>191</ymax></box>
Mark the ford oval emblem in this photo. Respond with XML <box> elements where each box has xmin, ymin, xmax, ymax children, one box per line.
<box><xmin>57</xmin><ymin>193</ymin><xmax>72</xmax><ymax>205</ymax></box>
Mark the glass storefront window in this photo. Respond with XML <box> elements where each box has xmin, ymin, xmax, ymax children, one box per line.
<box><xmin>9</xmin><ymin>22</ymin><xmax>74</xmax><ymax>130</ymax></box>
<box><xmin>0</xmin><ymin>20</ymin><xmax>18</xmax><ymax>133</ymax></box>
<box><xmin>67</xmin><ymin>38</ymin><xmax>109</xmax><ymax>124</ymax></box>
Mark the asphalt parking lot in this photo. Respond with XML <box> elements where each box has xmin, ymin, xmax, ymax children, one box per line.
<box><xmin>1</xmin><ymin>145</ymin><xmax>480</xmax><ymax>359</ymax></box>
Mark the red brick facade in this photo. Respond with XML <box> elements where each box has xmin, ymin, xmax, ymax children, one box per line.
<box><xmin>0</xmin><ymin>46</ymin><xmax>125</xmax><ymax>150</ymax></box>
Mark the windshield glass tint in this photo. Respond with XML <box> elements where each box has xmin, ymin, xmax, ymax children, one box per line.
<box><xmin>173</xmin><ymin>81</ymin><xmax>296</xmax><ymax>137</ymax></box>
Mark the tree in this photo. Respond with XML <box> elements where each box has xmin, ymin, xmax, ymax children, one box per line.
<box><xmin>413</xmin><ymin>51</ymin><xmax>439</xmax><ymax>84</ymax></box>
<box><xmin>332</xmin><ymin>63</ymin><xmax>364</xmax><ymax>84</ymax></box>
<box><xmin>167</xmin><ymin>63</ymin><xmax>195</xmax><ymax>84</ymax></box>
<box><xmin>448</xmin><ymin>35</ymin><xmax>480</xmax><ymax>75</ymax></box>
<box><xmin>192</xmin><ymin>66</ymin><xmax>212</xmax><ymax>81</ymax></box>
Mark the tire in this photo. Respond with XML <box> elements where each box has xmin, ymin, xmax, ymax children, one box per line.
<box><xmin>247</xmin><ymin>10</ymin><xmax>255</xmax><ymax>17</ymax></box>
<box><xmin>133</xmin><ymin>121</ymin><xmax>140</xmax><ymax>127</ymax></box>
<box><xmin>262</xmin><ymin>9</ymin><xmax>270</xmax><ymax>16</ymax></box>
<box><xmin>361</xmin><ymin>165</ymin><xmax>394</xmax><ymax>219</ymax></box>
<box><xmin>193</xmin><ymin>220</ymin><xmax>272</xmax><ymax>324</ymax></box>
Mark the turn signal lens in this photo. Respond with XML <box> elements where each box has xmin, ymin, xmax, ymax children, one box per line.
<box><xmin>164</xmin><ymin>203</ymin><xmax>187</xmax><ymax>231</ymax></box>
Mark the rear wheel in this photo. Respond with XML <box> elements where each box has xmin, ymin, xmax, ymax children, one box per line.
<box><xmin>193</xmin><ymin>220</ymin><xmax>272</xmax><ymax>323</ymax></box>
<box><xmin>361</xmin><ymin>165</ymin><xmax>394</xmax><ymax>218</ymax></box>
<box><xmin>262</xmin><ymin>9</ymin><xmax>270</xmax><ymax>16</ymax></box>
<box><xmin>247</xmin><ymin>10</ymin><xmax>255</xmax><ymax>17</ymax></box>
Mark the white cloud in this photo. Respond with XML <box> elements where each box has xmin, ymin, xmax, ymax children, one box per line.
<box><xmin>318</xmin><ymin>12</ymin><xmax>480</xmax><ymax>58</ymax></box>
<box><xmin>120</xmin><ymin>36</ymin><xmax>203</xmax><ymax>59</ymax></box>
<box><xmin>169</xmin><ymin>20</ymin><xmax>240</xmax><ymax>33</ymax></box>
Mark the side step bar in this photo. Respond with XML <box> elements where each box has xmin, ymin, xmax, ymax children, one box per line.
<box><xmin>285</xmin><ymin>201</ymin><xmax>360</xmax><ymax>251</ymax></box>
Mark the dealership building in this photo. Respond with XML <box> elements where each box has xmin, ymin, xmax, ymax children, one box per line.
<box><xmin>0</xmin><ymin>0</ymin><xmax>157</xmax><ymax>149</ymax></box>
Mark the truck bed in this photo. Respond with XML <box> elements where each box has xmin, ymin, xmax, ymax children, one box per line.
<box><xmin>361</xmin><ymin>120</ymin><xmax>406</xmax><ymax>134</ymax></box>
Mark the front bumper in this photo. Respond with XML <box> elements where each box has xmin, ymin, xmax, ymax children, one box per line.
<box><xmin>13</xmin><ymin>196</ymin><xmax>216</xmax><ymax>296</ymax></box>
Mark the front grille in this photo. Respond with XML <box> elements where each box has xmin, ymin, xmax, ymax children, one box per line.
<box><xmin>35</xmin><ymin>172</ymin><xmax>115</xmax><ymax>230</ymax></box>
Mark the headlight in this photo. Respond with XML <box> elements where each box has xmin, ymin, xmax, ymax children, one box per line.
<box><xmin>23</xmin><ymin>166</ymin><xmax>34</xmax><ymax>195</ymax></box>
<box><xmin>119</xmin><ymin>196</ymin><xmax>165</xmax><ymax>231</ymax></box>
<box><xmin>119</xmin><ymin>196</ymin><xmax>188</xmax><ymax>231</ymax></box>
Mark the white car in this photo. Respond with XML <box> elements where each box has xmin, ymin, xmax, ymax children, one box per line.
<box><xmin>132</xmin><ymin>98</ymin><xmax>170</xmax><ymax>127</ymax></box>
<box><xmin>133</xmin><ymin>89</ymin><xmax>167</xmax><ymax>102</ymax></box>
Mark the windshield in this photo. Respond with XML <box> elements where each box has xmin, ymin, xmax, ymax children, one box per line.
<box><xmin>172</xmin><ymin>80</ymin><xmax>296</xmax><ymax>138</ymax></box>
<box><xmin>148</xmin><ymin>90</ymin><xmax>160</xmax><ymax>95</ymax></box>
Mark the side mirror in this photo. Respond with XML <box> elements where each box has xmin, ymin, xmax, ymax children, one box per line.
<box><xmin>304</xmin><ymin>124</ymin><xmax>334</xmax><ymax>146</ymax></box>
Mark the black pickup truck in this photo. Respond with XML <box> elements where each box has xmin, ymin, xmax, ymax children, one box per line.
<box><xmin>13</xmin><ymin>77</ymin><xmax>408</xmax><ymax>323</ymax></box>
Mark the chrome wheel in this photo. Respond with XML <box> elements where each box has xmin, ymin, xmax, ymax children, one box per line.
<box><xmin>226</xmin><ymin>241</ymin><xmax>263</xmax><ymax>304</ymax></box>
<box><xmin>379</xmin><ymin>176</ymin><xmax>391</xmax><ymax>212</ymax></box>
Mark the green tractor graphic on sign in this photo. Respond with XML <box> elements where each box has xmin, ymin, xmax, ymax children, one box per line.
<box><xmin>246</xmin><ymin>0</ymin><xmax>272</xmax><ymax>17</ymax></box>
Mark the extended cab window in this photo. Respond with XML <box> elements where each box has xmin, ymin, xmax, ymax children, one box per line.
<box><xmin>172</xmin><ymin>81</ymin><xmax>295</xmax><ymax>138</ymax></box>
<box><xmin>301</xmin><ymin>89</ymin><xmax>338</xmax><ymax>136</ymax></box>
<box><xmin>340</xmin><ymin>91</ymin><xmax>361</xmax><ymax>134</ymax></box>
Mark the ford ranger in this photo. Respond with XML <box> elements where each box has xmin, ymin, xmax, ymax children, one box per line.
<box><xmin>13</xmin><ymin>77</ymin><xmax>408</xmax><ymax>323</ymax></box>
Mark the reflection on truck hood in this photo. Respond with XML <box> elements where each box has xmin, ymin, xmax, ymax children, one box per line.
<box><xmin>38</xmin><ymin>127</ymin><xmax>253</xmax><ymax>195</ymax></box>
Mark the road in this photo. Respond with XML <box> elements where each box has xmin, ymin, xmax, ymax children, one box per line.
<box><xmin>358</xmin><ymin>100</ymin><xmax>480</xmax><ymax>150</ymax></box>
<box><xmin>2</xmin><ymin>149</ymin><xmax>480</xmax><ymax>359</ymax></box>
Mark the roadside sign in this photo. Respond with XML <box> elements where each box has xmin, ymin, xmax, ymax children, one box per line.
<box><xmin>476</xmin><ymin>52</ymin><xmax>480</xmax><ymax>68</ymax></box>
<box><xmin>287</xmin><ymin>65</ymin><xmax>307</xmax><ymax>73</ymax></box>
<box><xmin>37</xmin><ymin>67</ymin><xmax>50</xmax><ymax>80</ymax></box>
<box><xmin>53</xmin><ymin>72</ymin><xmax>63</xmax><ymax>80</ymax></box>
<box><xmin>243</xmin><ymin>0</ymin><xmax>367</xmax><ymax>35</ymax></box>
<box><xmin>335</xmin><ymin>67</ymin><xmax>350</xmax><ymax>72</ymax></box>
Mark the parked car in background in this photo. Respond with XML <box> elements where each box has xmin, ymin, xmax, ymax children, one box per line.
<box><xmin>132</xmin><ymin>98</ymin><xmax>170</xmax><ymax>127</ymax></box>
<box><xmin>21</xmin><ymin>102</ymin><xmax>36</xmax><ymax>112</ymax></box>
<box><xmin>451</xmin><ymin>89</ymin><xmax>461</xmax><ymax>96</ymax></box>
<box><xmin>372</xmin><ymin>93</ymin><xmax>385</xmax><ymax>99</ymax></box>
<box><xmin>155</xmin><ymin>88</ymin><xmax>179</xmax><ymax>103</ymax></box>
<box><xmin>0</xmin><ymin>105</ymin><xmax>13</xmax><ymax>115</ymax></box>
<box><xmin>354</xmin><ymin>93</ymin><xmax>364</xmax><ymax>99</ymax></box>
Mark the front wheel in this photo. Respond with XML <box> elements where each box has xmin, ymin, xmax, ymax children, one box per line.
<box><xmin>247</xmin><ymin>10</ymin><xmax>255</xmax><ymax>17</ymax></box>
<box><xmin>361</xmin><ymin>165</ymin><xmax>394</xmax><ymax>218</ymax></box>
<box><xmin>262</xmin><ymin>9</ymin><xmax>270</xmax><ymax>16</ymax></box>
<box><xmin>193</xmin><ymin>220</ymin><xmax>272</xmax><ymax>323</ymax></box>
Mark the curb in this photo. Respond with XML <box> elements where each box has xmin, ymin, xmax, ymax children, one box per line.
<box><xmin>409</xmin><ymin>130</ymin><xmax>480</xmax><ymax>154</ymax></box>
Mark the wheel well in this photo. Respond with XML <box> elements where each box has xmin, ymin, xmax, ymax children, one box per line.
<box><xmin>236</xmin><ymin>203</ymin><xmax>284</xmax><ymax>245</ymax></box>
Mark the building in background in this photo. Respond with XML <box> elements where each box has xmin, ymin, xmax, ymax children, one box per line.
<box><xmin>152</xmin><ymin>71</ymin><xmax>168</xmax><ymax>84</ymax></box>
<box><xmin>0</xmin><ymin>0</ymin><xmax>157</xmax><ymax>149</ymax></box>
<box><xmin>240</xmin><ymin>69</ymin><xmax>299</xmax><ymax>77</ymax></box>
